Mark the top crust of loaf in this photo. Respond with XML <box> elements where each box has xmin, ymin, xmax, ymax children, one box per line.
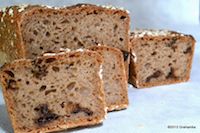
<box><xmin>131</xmin><ymin>29</ymin><xmax>196</xmax><ymax>40</ymax></box>
<box><xmin>0</xmin><ymin>4</ymin><xmax>130</xmax><ymax>22</ymax></box>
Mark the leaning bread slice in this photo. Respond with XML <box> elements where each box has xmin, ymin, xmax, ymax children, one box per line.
<box><xmin>89</xmin><ymin>46</ymin><xmax>128</xmax><ymax>111</ymax></box>
<box><xmin>0</xmin><ymin>50</ymin><xmax>106</xmax><ymax>133</ymax></box>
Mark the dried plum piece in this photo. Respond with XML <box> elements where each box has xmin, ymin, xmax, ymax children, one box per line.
<box><xmin>31</xmin><ymin>58</ymin><xmax>48</xmax><ymax>79</ymax></box>
<box><xmin>52</xmin><ymin>66</ymin><xmax>60</xmax><ymax>72</ymax></box>
<box><xmin>34</xmin><ymin>104</ymin><xmax>59</xmax><ymax>126</ymax></box>
<box><xmin>45</xmin><ymin>58</ymin><xmax>56</xmax><ymax>63</ymax></box>
<box><xmin>31</xmin><ymin>68</ymin><xmax>48</xmax><ymax>80</ymax></box>
<box><xmin>45</xmin><ymin>89</ymin><xmax>57</xmax><ymax>95</ymax></box>
<box><xmin>4</xmin><ymin>70</ymin><xmax>15</xmax><ymax>77</ymax></box>
<box><xmin>7</xmin><ymin>79</ymin><xmax>18</xmax><ymax>90</ymax></box>
<box><xmin>39</xmin><ymin>85</ymin><xmax>46</xmax><ymax>91</ymax></box>
<box><xmin>120</xmin><ymin>16</ymin><xmax>126</xmax><ymax>19</ymax></box>
<box><xmin>168</xmin><ymin>37</ymin><xmax>177</xmax><ymax>47</ymax></box>
<box><xmin>71</xmin><ymin>103</ymin><xmax>93</xmax><ymax>116</ymax></box>
<box><xmin>36</xmin><ymin>113</ymin><xmax>59</xmax><ymax>126</ymax></box>
<box><xmin>146</xmin><ymin>70</ymin><xmax>163</xmax><ymax>82</ymax></box>
<box><xmin>71</xmin><ymin>104</ymin><xmax>81</xmax><ymax>114</ymax></box>
<box><xmin>31</xmin><ymin>64</ymin><xmax>48</xmax><ymax>80</ymax></box>
<box><xmin>34</xmin><ymin>104</ymin><xmax>49</xmax><ymax>115</ymax></box>
<box><xmin>183</xmin><ymin>46</ymin><xmax>192</xmax><ymax>54</ymax></box>
<box><xmin>81</xmin><ymin>108</ymin><xmax>94</xmax><ymax>116</ymax></box>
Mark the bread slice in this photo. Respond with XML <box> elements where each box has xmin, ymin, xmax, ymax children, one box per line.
<box><xmin>0</xmin><ymin>50</ymin><xmax>106</xmax><ymax>133</ymax></box>
<box><xmin>129</xmin><ymin>29</ymin><xmax>195</xmax><ymax>88</ymax></box>
<box><xmin>89</xmin><ymin>46</ymin><xmax>128</xmax><ymax>111</ymax></box>
<box><xmin>0</xmin><ymin>4</ymin><xmax>130</xmax><ymax>79</ymax></box>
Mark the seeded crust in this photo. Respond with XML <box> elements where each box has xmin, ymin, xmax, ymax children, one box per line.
<box><xmin>89</xmin><ymin>46</ymin><xmax>128</xmax><ymax>111</ymax></box>
<box><xmin>129</xmin><ymin>29</ymin><xmax>195</xmax><ymax>88</ymax></box>
<box><xmin>0</xmin><ymin>51</ymin><xmax>106</xmax><ymax>133</ymax></box>
<box><xmin>0</xmin><ymin>4</ymin><xmax>130</xmax><ymax>79</ymax></box>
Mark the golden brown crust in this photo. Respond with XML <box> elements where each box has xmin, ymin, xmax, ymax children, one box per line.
<box><xmin>129</xmin><ymin>30</ymin><xmax>196</xmax><ymax>88</ymax></box>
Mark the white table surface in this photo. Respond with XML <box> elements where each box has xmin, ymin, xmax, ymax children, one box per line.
<box><xmin>0</xmin><ymin>1</ymin><xmax>200</xmax><ymax>132</ymax></box>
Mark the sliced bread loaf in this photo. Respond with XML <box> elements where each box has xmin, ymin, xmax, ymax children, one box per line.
<box><xmin>89</xmin><ymin>46</ymin><xmax>128</xmax><ymax>111</ymax></box>
<box><xmin>129</xmin><ymin>29</ymin><xmax>195</xmax><ymax>88</ymax></box>
<box><xmin>0</xmin><ymin>50</ymin><xmax>106</xmax><ymax>133</ymax></box>
<box><xmin>0</xmin><ymin>4</ymin><xmax>130</xmax><ymax>79</ymax></box>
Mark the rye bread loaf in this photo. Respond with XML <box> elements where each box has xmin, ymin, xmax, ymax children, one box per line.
<box><xmin>89</xmin><ymin>46</ymin><xmax>128</xmax><ymax>111</ymax></box>
<box><xmin>129</xmin><ymin>29</ymin><xmax>195</xmax><ymax>88</ymax></box>
<box><xmin>0</xmin><ymin>50</ymin><xmax>106</xmax><ymax>133</ymax></box>
<box><xmin>0</xmin><ymin>4</ymin><xmax>130</xmax><ymax>79</ymax></box>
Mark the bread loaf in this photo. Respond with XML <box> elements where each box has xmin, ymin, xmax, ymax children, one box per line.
<box><xmin>0</xmin><ymin>4</ymin><xmax>130</xmax><ymax>79</ymax></box>
<box><xmin>129</xmin><ymin>29</ymin><xmax>195</xmax><ymax>88</ymax></box>
<box><xmin>0</xmin><ymin>50</ymin><xmax>106</xmax><ymax>133</ymax></box>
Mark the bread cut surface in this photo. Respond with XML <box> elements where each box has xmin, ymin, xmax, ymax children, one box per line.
<box><xmin>89</xmin><ymin>46</ymin><xmax>128</xmax><ymax>111</ymax></box>
<box><xmin>129</xmin><ymin>29</ymin><xmax>195</xmax><ymax>88</ymax></box>
<box><xmin>0</xmin><ymin>50</ymin><xmax>106</xmax><ymax>133</ymax></box>
<box><xmin>0</xmin><ymin>4</ymin><xmax>130</xmax><ymax>79</ymax></box>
